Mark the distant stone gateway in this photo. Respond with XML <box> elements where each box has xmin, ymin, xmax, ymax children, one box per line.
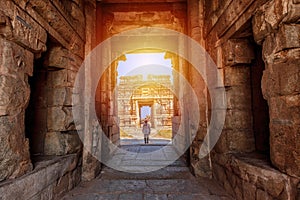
<box><xmin>118</xmin><ymin>74</ymin><xmax>173</xmax><ymax>131</ymax></box>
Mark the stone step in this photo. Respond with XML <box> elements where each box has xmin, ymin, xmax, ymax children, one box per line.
<box><xmin>100</xmin><ymin>166</ymin><xmax>192</xmax><ymax>180</ymax></box>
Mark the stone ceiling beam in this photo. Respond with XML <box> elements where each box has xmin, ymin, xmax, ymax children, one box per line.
<box><xmin>98</xmin><ymin>0</ymin><xmax>186</xmax><ymax>3</ymax></box>
<box><xmin>28</xmin><ymin>0</ymin><xmax>85</xmax><ymax>58</ymax></box>
<box><xmin>100</xmin><ymin>2</ymin><xmax>187</xmax><ymax>12</ymax></box>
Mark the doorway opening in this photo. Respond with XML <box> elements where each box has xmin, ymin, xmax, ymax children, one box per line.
<box><xmin>251</xmin><ymin>43</ymin><xmax>270</xmax><ymax>157</ymax></box>
<box><xmin>140</xmin><ymin>106</ymin><xmax>151</xmax><ymax>122</ymax></box>
<box><xmin>25</xmin><ymin>55</ymin><xmax>47</xmax><ymax>160</ymax></box>
<box><xmin>117</xmin><ymin>52</ymin><xmax>174</xmax><ymax>145</ymax></box>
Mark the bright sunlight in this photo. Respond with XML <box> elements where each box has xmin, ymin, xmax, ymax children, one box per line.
<box><xmin>117</xmin><ymin>53</ymin><xmax>172</xmax><ymax>82</ymax></box>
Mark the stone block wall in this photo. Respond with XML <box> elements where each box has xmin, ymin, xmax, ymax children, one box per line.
<box><xmin>0</xmin><ymin>0</ymin><xmax>87</xmax><ymax>198</ymax></box>
<box><xmin>42</xmin><ymin>46</ymin><xmax>83</xmax><ymax>156</ymax></box>
<box><xmin>216</xmin><ymin>38</ymin><xmax>256</xmax><ymax>154</ymax></box>
<box><xmin>252</xmin><ymin>0</ymin><xmax>300</xmax><ymax>178</ymax></box>
<box><xmin>202</xmin><ymin>0</ymin><xmax>300</xmax><ymax>198</ymax></box>
<box><xmin>0</xmin><ymin>0</ymin><xmax>47</xmax><ymax>181</ymax></box>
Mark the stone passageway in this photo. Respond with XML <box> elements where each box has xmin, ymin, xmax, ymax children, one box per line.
<box><xmin>0</xmin><ymin>0</ymin><xmax>299</xmax><ymax>199</ymax></box>
<box><xmin>62</xmin><ymin>144</ymin><xmax>233</xmax><ymax>200</ymax></box>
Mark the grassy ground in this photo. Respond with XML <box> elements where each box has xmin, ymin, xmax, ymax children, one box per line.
<box><xmin>154</xmin><ymin>129</ymin><xmax>172</xmax><ymax>139</ymax></box>
<box><xmin>120</xmin><ymin>129</ymin><xmax>133</xmax><ymax>138</ymax></box>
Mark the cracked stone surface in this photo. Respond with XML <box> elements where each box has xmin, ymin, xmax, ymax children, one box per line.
<box><xmin>62</xmin><ymin>145</ymin><xmax>233</xmax><ymax>200</ymax></box>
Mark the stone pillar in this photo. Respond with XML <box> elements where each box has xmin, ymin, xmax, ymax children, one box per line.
<box><xmin>253</xmin><ymin>0</ymin><xmax>300</xmax><ymax>178</ymax></box>
<box><xmin>80</xmin><ymin>0</ymin><xmax>103</xmax><ymax>181</ymax></box>
<box><xmin>43</xmin><ymin>46</ymin><xmax>83</xmax><ymax>156</ymax></box>
<box><xmin>214</xmin><ymin>39</ymin><xmax>256</xmax><ymax>154</ymax></box>
<box><xmin>0</xmin><ymin>1</ymin><xmax>47</xmax><ymax>181</ymax></box>
<box><xmin>187</xmin><ymin>0</ymin><xmax>213</xmax><ymax>177</ymax></box>
<box><xmin>152</xmin><ymin>100</ymin><xmax>157</xmax><ymax>129</ymax></box>
<box><xmin>136</xmin><ymin>100</ymin><xmax>139</xmax><ymax>127</ymax></box>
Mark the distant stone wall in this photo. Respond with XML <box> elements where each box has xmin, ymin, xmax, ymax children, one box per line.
<box><xmin>118</xmin><ymin>74</ymin><xmax>174</xmax><ymax>130</ymax></box>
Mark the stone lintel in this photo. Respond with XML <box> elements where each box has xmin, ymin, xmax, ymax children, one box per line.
<box><xmin>100</xmin><ymin>0</ymin><xmax>186</xmax><ymax>3</ymax></box>
<box><xmin>223</xmin><ymin>39</ymin><xmax>255</xmax><ymax>67</ymax></box>
<box><xmin>43</xmin><ymin>46</ymin><xmax>83</xmax><ymax>71</ymax></box>
<box><xmin>0</xmin><ymin>0</ymin><xmax>47</xmax><ymax>54</ymax></box>
<box><xmin>28</xmin><ymin>0</ymin><xmax>85</xmax><ymax>58</ymax></box>
<box><xmin>205</xmin><ymin>0</ymin><xmax>268</xmax><ymax>39</ymax></box>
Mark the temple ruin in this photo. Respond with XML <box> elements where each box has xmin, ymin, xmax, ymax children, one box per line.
<box><xmin>0</xmin><ymin>0</ymin><xmax>299</xmax><ymax>199</ymax></box>
<box><xmin>118</xmin><ymin>74</ymin><xmax>173</xmax><ymax>130</ymax></box>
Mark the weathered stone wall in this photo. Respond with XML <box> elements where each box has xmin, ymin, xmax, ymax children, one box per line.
<box><xmin>202</xmin><ymin>0</ymin><xmax>300</xmax><ymax>198</ymax></box>
<box><xmin>42</xmin><ymin>46</ymin><xmax>83</xmax><ymax>156</ymax></box>
<box><xmin>216</xmin><ymin>38</ymin><xmax>256</xmax><ymax>154</ymax></box>
<box><xmin>0</xmin><ymin>0</ymin><xmax>47</xmax><ymax>182</ymax></box>
<box><xmin>0</xmin><ymin>0</ymin><xmax>87</xmax><ymax>198</ymax></box>
<box><xmin>252</xmin><ymin>0</ymin><xmax>300</xmax><ymax>179</ymax></box>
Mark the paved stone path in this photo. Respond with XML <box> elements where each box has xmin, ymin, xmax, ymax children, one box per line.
<box><xmin>120</xmin><ymin>138</ymin><xmax>171</xmax><ymax>146</ymax></box>
<box><xmin>62</xmin><ymin>145</ymin><xmax>233</xmax><ymax>200</ymax></box>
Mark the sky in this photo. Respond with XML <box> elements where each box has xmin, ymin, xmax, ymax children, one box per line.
<box><xmin>117</xmin><ymin>53</ymin><xmax>173</xmax><ymax>82</ymax></box>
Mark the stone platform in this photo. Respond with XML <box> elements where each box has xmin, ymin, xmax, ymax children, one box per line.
<box><xmin>62</xmin><ymin>145</ymin><xmax>233</xmax><ymax>200</ymax></box>
<box><xmin>0</xmin><ymin>154</ymin><xmax>81</xmax><ymax>200</ymax></box>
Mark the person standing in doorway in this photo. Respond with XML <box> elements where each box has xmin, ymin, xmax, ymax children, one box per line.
<box><xmin>142</xmin><ymin>120</ymin><xmax>151</xmax><ymax>144</ymax></box>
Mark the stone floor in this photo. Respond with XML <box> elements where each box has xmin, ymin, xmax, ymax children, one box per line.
<box><xmin>120</xmin><ymin>138</ymin><xmax>171</xmax><ymax>146</ymax></box>
<box><xmin>62</xmin><ymin>145</ymin><xmax>233</xmax><ymax>200</ymax></box>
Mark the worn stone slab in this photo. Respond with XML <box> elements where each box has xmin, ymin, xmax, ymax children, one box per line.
<box><xmin>0</xmin><ymin>38</ymin><xmax>33</xmax><ymax>116</ymax></box>
<box><xmin>100</xmin><ymin>166</ymin><xmax>191</xmax><ymax>180</ymax></box>
<box><xmin>47</xmin><ymin>69</ymin><xmax>78</xmax><ymax>88</ymax></box>
<box><xmin>213</xmin><ymin>153</ymin><xmax>300</xmax><ymax>199</ymax></box>
<box><xmin>0</xmin><ymin>154</ymin><xmax>79</xmax><ymax>200</ymax></box>
<box><xmin>47</xmin><ymin>87</ymin><xmax>73</xmax><ymax>106</ymax></box>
